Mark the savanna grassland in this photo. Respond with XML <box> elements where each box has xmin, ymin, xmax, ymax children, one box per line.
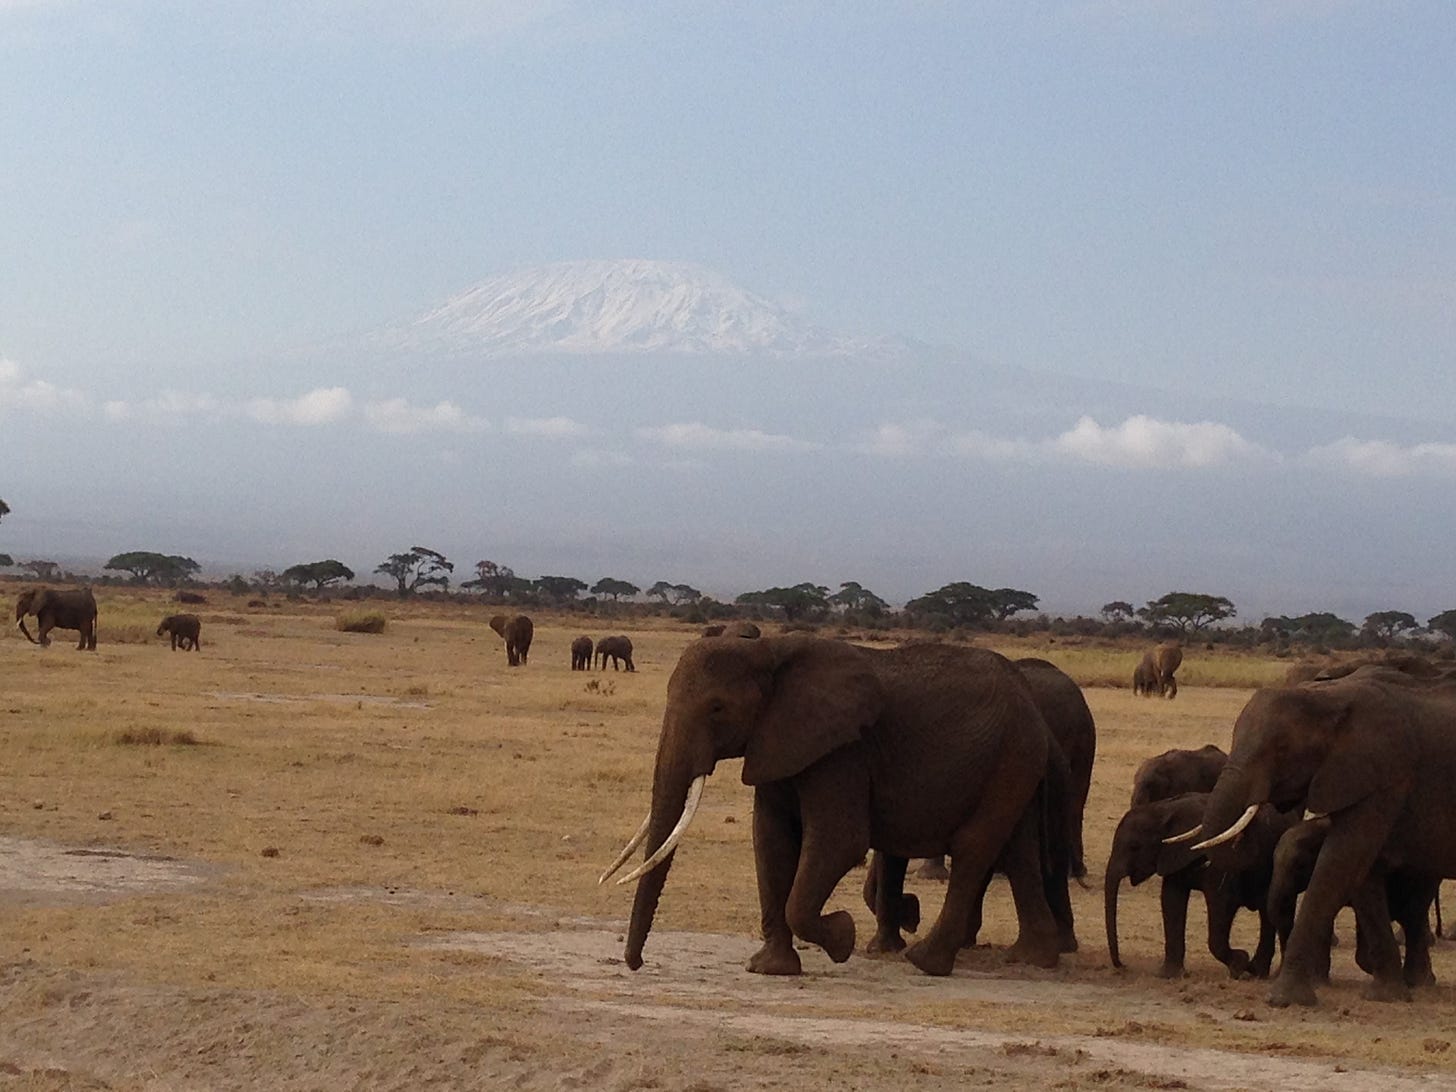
<box><xmin>0</xmin><ymin>588</ymin><xmax>1452</xmax><ymax>1091</ymax></box>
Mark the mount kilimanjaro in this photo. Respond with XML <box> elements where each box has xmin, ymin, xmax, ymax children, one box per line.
<box><xmin>358</xmin><ymin>259</ymin><xmax>890</xmax><ymax>359</ymax></box>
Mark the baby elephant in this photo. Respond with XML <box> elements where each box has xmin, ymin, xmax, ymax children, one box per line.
<box><xmin>570</xmin><ymin>635</ymin><xmax>594</xmax><ymax>671</ymax></box>
<box><xmin>157</xmin><ymin>613</ymin><xmax>202</xmax><ymax>651</ymax></box>
<box><xmin>1105</xmin><ymin>792</ymin><xmax>1295</xmax><ymax>980</ymax></box>
<box><xmin>1130</xmin><ymin>744</ymin><xmax>1227</xmax><ymax>807</ymax></box>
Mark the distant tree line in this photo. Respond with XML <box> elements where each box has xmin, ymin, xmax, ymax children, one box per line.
<box><xmin>5</xmin><ymin>530</ymin><xmax>1456</xmax><ymax>653</ymax></box>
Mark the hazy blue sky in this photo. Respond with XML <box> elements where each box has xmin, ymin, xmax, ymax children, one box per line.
<box><xmin>3</xmin><ymin>2</ymin><xmax>1455</xmax><ymax>620</ymax></box>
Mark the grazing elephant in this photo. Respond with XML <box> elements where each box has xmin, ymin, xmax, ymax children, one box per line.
<box><xmin>596</xmin><ymin>634</ymin><xmax>634</xmax><ymax>671</ymax></box>
<box><xmin>1187</xmin><ymin>669</ymin><xmax>1456</xmax><ymax>1006</ymax></box>
<box><xmin>15</xmin><ymin>587</ymin><xmax>97</xmax><ymax>650</ymax></box>
<box><xmin>1106</xmin><ymin>792</ymin><xmax>1294</xmax><ymax>979</ymax></box>
<box><xmin>1135</xmin><ymin>642</ymin><xmax>1183</xmax><ymax>698</ymax></box>
<box><xmin>1130</xmin><ymin>744</ymin><xmax>1227</xmax><ymax>807</ymax></box>
<box><xmin>156</xmin><ymin>613</ymin><xmax>202</xmax><ymax>651</ymax></box>
<box><xmin>600</xmin><ymin>636</ymin><xmax>1064</xmax><ymax>976</ymax></box>
<box><xmin>702</xmin><ymin>621</ymin><xmax>761</xmax><ymax>638</ymax></box>
<box><xmin>570</xmin><ymin>635</ymin><xmax>594</xmax><ymax>671</ymax></box>
<box><xmin>1267</xmin><ymin>817</ymin><xmax>1439</xmax><ymax>989</ymax></box>
<box><xmin>488</xmin><ymin>614</ymin><xmax>534</xmax><ymax>667</ymax></box>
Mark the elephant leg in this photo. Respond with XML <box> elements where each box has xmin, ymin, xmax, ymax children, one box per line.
<box><xmin>915</xmin><ymin>855</ymin><xmax>950</xmax><ymax>881</ymax></box>
<box><xmin>38</xmin><ymin>620</ymin><xmax>53</xmax><ymax>647</ymax></box>
<box><xmin>864</xmin><ymin>852</ymin><xmax>913</xmax><ymax>954</ymax></box>
<box><xmin>781</xmin><ymin>752</ymin><xmax>870</xmax><ymax>965</ymax></box>
<box><xmin>961</xmin><ymin>866</ymin><xmax>994</xmax><ymax>949</ymax></box>
<box><xmin>1349</xmin><ymin>876</ymin><xmax>1406</xmax><ymax>1001</ymax></box>
<box><xmin>747</xmin><ymin>782</ymin><xmax>803</xmax><ymax>976</ymax></box>
<box><xmin>999</xmin><ymin>812</ymin><xmax>1061</xmax><ymax>969</ymax></box>
<box><xmin>1250</xmin><ymin>908</ymin><xmax>1277</xmax><ymax>979</ymax></box>
<box><xmin>1272</xmin><ymin>799</ymin><xmax>1396</xmax><ymax>1008</ymax></box>
<box><xmin>1396</xmin><ymin>877</ymin><xmax>1439</xmax><ymax>989</ymax></box>
<box><xmin>1159</xmin><ymin>878</ymin><xmax>1191</xmax><ymax>978</ymax></box>
<box><xmin>1204</xmin><ymin>884</ymin><xmax>1250</xmax><ymax>979</ymax></box>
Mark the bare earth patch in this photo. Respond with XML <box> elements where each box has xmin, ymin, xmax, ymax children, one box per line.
<box><xmin>0</xmin><ymin>836</ymin><xmax>216</xmax><ymax>907</ymax></box>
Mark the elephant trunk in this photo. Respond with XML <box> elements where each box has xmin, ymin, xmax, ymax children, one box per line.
<box><xmin>14</xmin><ymin>609</ymin><xmax>37</xmax><ymax>644</ymax></box>
<box><xmin>623</xmin><ymin>729</ymin><xmax>715</xmax><ymax>971</ymax></box>
<box><xmin>1197</xmin><ymin>766</ymin><xmax>1260</xmax><ymax>865</ymax></box>
<box><xmin>1105</xmin><ymin>857</ymin><xmax>1127</xmax><ymax>968</ymax></box>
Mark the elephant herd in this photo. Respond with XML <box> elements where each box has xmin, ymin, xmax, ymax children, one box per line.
<box><xmin>603</xmin><ymin>633</ymin><xmax>1456</xmax><ymax>1010</ymax></box>
<box><xmin>13</xmin><ymin>587</ymin><xmax>203</xmax><ymax>653</ymax></box>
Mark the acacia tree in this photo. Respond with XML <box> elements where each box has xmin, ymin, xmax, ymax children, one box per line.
<box><xmin>104</xmin><ymin>551</ymin><xmax>200</xmax><ymax>585</ymax></box>
<box><xmin>1138</xmin><ymin>592</ymin><xmax>1236</xmax><ymax>635</ymax></box>
<box><xmin>1428</xmin><ymin>609</ymin><xmax>1456</xmax><ymax>642</ymax></box>
<box><xmin>737</xmin><ymin>583</ymin><xmax>831</xmax><ymax>622</ymax></box>
<box><xmin>647</xmin><ymin>580</ymin><xmax>702</xmax><ymax>605</ymax></box>
<box><xmin>590</xmin><ymin>578</ymin><xmax>640</xmax><ymax>601</ymax></box>
<box><xmin>21</xmin><ymin>559</ymin><xmax>60</xmax><ymax>580</ymax></box>
<box><xmin>282</xmin><ymin>559</ymin><xmax>356</xmax><ymax>591</ymax></box>
<box><xmin>462</xmin><ymin>560</ymin><xmax>523</xmax><ymax>598</ymax></box>
<box><xmin>0</xmin><ymin>554</ymin><xmax>13</xmax><ymax>568</ymax></box>
<box><xmin>1362</xmin><ymin>610</ymin><xmax>1419</xmax><ymax>644</ymax></box>
<box><xmin>1260</xmin><ymin>612</ymin><xmax>1356</xmax><ymax>645</ymax></box>
<box><xmin>0</xmin><ymin>498</ymin><xmax>9</xmax><ymax>522</ymax></box>
<box><xmin>829</xmin><ymin>581</ymin><xmax>890</xmax><ymax>616</ymax></box>
<box><xmin>1100</xmin><ymin>601</ymin><xmax>1135</xmax><ymax>623</ymax></box>
<box><xmin>375</xmin><ymin>546</ymin><xmax>453</xmax><ymax>597</ymax></box>
<box><xmin>534</xmin><ymin>575</ymin><xmax>588</xmax><ymax>603</ymax></box>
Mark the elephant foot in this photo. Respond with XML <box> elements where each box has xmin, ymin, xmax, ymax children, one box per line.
<box><xmin>747</xmin><ymin>942</ymin><xmax>802</xmax><ymax>976</ymax></box>
<box><xmin>1223</xmin><ymin>950</ymin><xmax>1252</xmax><ymax>979</ymax></box>
<box><xmin>1360</xmin><ymin>976</ymin><xmax>1411</xmax><ymax>1003</ymax></box>
<box><xmin>1249</xmin><ymin>956</ymin><xmax>1274</xmax><ymax>980</ymax></box>
<box><xmin>1059</xmin><ymin>928</ymin><xmax>1079</xmax><ymax>954</ymax></box>
<box><xmin>865</xmin><ymin>929</ymin><xmax>907</xmax><ymax>955</ymax></box>
<box><xmin>1156</xmin><ymin>962</ymin><xmax>1187</xmax><ymax>980</ymax></box>
<box><xmin>899</xmin><ymin>893</ymin><xmax>921</xmax><ymax>934</ymax></box>
<box><xmin>914</xmin><ymin>858</ymin><xmax>950</xmax><ymax>882</ymax></box>
<box><xmin>904</xmin><ymin>938</ymin><xmax>957</xmax><ymax>977</ymax></box>
<box><xmin>1007</xmin><ymin>933</ymin><xmax>1060</xmax><ymax>970</ymax></box>
<box><xmin>1405</xmin><ymin>964</ymin><xmax>1437</xmax><ymax>990</ymax></box>
<box><xmin>1267</xmin><ymin>974</ymin><xmax>1319</xmax><ymax>1008</ymax></box>
<box><xmin>817</xmin><ymin>910</ymin><xmax>856</xmax><ymax>964</ymax></box>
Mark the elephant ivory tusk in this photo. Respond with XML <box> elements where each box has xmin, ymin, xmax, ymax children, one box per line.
<box><xmin>616</xmin><ymin>775</ymin><xmax>706</xmax><ymax>886</ymax></box>
<box><xmin>1161</xmin><ymin>825</ymin><xmax>1203</xmax><ymax>845</ymax></box>
<box><xmin>1190</xmin><ymin>805</ymin><xmax>1259</xmax><ymax>851</ymax></box>
<box><xmin>598</xmin><ymin>814</ymin><xmax>652</xmax><ymax>884</ymax></box>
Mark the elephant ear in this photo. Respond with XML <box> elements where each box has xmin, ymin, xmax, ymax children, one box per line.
<box><xmin>1155</xmin><ymin>800</ymin><xmax>1206</xmax><ymax>876</ymax></box>
<box><xmin>742</xmin><ymin>638</ymin><xmax>885</xmax><ymax>786</ymax></box>
<box><xmin>1306</xmin><ymin>689</ymin><xmax>1410</xmax><ymax>816</ymax></box>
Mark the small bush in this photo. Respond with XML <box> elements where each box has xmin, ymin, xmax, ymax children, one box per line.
<box><xmin>336</xmin><ymin>610</ymin><xmax>387</xmax><ymax>634</ymax></box>
<box><xmin>115</xmin><ymin>727</ymin><xmax>200</xmax><ymax>746</ymax></box>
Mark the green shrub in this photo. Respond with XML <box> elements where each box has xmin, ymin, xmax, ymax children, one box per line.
<box><xmin>335</xmin><ymin>610</ymin><xmax>387</xmax><ymax>634</ymax></box>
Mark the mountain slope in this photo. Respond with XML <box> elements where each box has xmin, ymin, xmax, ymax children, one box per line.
<box><xmin>361</xmin><ymin>259</ymin><xmax>883</xmax><ymax>358</ymax></box>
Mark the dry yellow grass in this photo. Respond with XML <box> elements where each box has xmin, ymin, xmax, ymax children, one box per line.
<box><xmin>0</xmin><ymin>587</ymin><xmax>1451</xmax><ymax>1088</ymax></box>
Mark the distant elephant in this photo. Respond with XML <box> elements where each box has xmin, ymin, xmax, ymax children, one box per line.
<box><xmin>1267</xmin><ymin>817</ymin><xmax>1439</xmax><ymax>990</ymax></box>
<box><xmin>1132</xmin><ymin>659</ymin><xmax>1158</xmax><ymax>696</ymax></box>
<box><xmin>1105</xmin><ymin>792</ymin><xmax>1295</xmax><ymax>979</ymax></box>
<box><xmin>596</xmin><ymin>634</ymin><xmax>634</xmax><ymax>671</ymax></box>
<box><xmin>15</xmin><ymin>587</ymin><xmax>97</xmax><ymax>650</ymax></box>
<box><xmin>601</xmin><ymin>636</ymin><xmax>1064</xmax><ymax>976</ymax></box>
<box><xmin>156</xmin><ymin>613</ymin><xmax>202</xmax><ymax>651</ymax></box>
<box><xmin>1136</xmin><ymin>642</ymin><xmax>1183</xmax><ymax>698</ymax></box>
<box><xmin>570</xmin><ymin>635</ymin><xmax>594</xmax><ymax>671</ymax></box>
<box><xmin>488</xmin><ymin>613</ymin><xmax>534</xmax><ymax>667</ymax></box>
<box><xmin>1130</xmin><ymin>744</ymin><xmax>1227</xmax><ymax>807</ymax></box>
<box><xmin>702</xmin><ymin>621</ymin><xmax>761</xmax><ymax>639</ymax></box>
<box><xmin>1190</xmin><ymin>669</ymin><xmax>1456</xmax><ymax>1006</ymax></box>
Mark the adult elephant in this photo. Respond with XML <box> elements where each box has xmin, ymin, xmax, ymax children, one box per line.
<box><xmin>15</xmin><ymin>588</ymin><xmax>97</xmax><ymax>650</ymax></box>
<box><xmin>902</xmin><ymin>656</ymin><xmax>1096</xmax><ymax>885</ymax></box>
<box><xmin>596</xmin><ymin>634</ymin><xmax>635</xmax><ymax>671</ymax></box>
<box><xmin>1106</xmin><ymin>793</ymin><xmax>1293</xmax><ymax>979</ymax></box>
<box><xmin>1185</xmin><ymin>669</ymin><xmax>1456</xmax><ymax>1006</ymax></box>
<box><xmin>570</xmin><ymin>636</ymin><xmax>594</xmax><ymax>671</ymax></box>
<box><xmin>156</xmin><ymin>613</ymin><xmax>202</xmax><ymax>651</ymax></box>
<box><xmin>1132</xmin><ymin>659</ymin><xmax>1158</xmax><ymax>696</ymax></box>
<box><xmin>600</xmin><ymin>636</ymin><xmax>1062</xmax><ymax>976</ymax></box>
<box><xmin>1130</xmin><ymin>744</ymin><xmax>1227</xmax><ymax>807</ymax></box>
<box><xmin>1137</xmin><ymin>642</ymin><xmax>1183</xmax><ymax>698</ymax></box>
<box><xmin>489</xmin><ymin>613</ymin><xmax>534</xmax><ymax>667</ymax></box>
<box><xmin>1267</xmin><ymin>817</ymin><xmax>1439</xmax><ymax>990</ymax></box>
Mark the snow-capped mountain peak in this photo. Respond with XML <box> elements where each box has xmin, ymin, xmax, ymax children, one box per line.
<box><xmin>365</xmin><ymin>259</ymin><xmax>875</xmax><ymax>358</ymax></box>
